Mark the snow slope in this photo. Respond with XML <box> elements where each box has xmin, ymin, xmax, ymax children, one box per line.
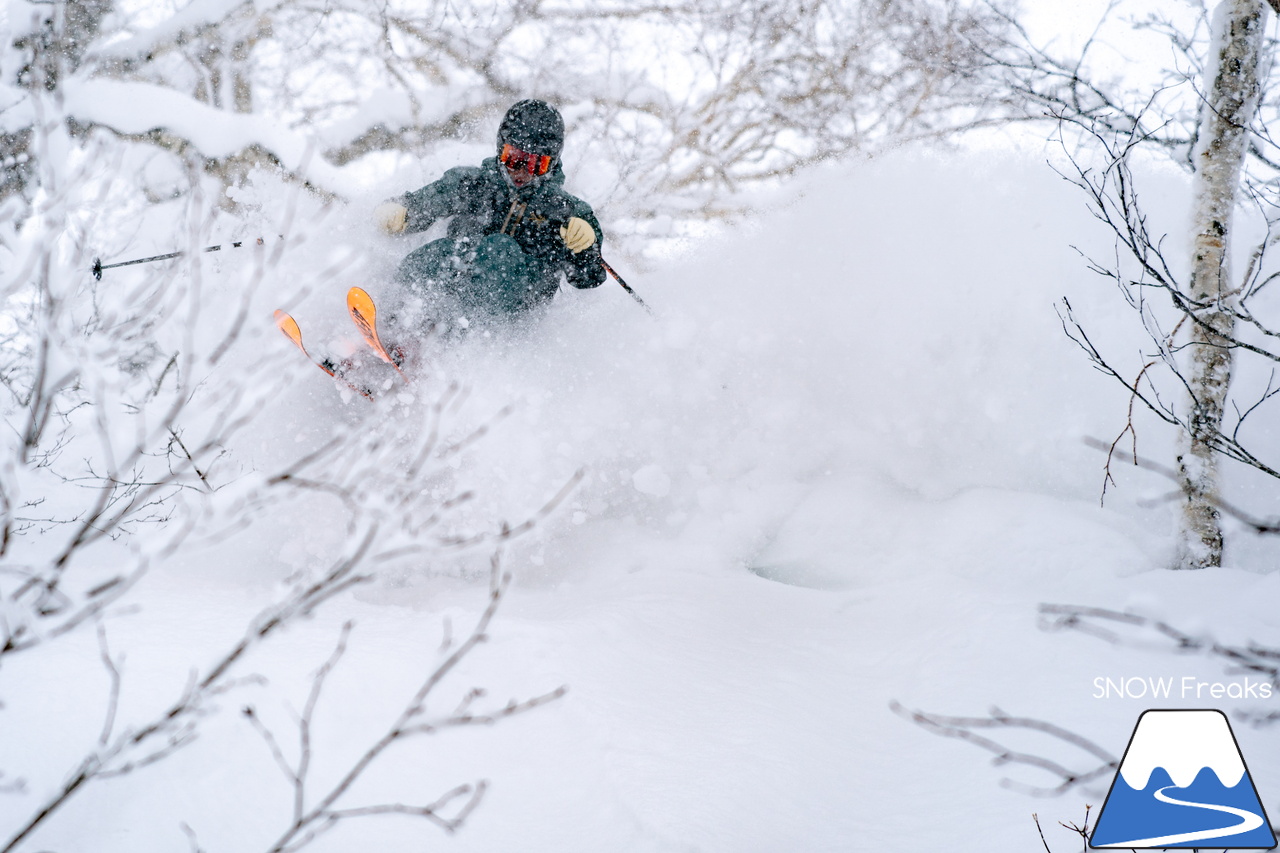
<box><xmin>5</xmin><ymin>148</ymin><xmax>1280</xmax><ymax>853</ymax></box>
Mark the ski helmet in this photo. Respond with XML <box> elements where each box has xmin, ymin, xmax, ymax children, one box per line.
<box><xmin>496</xmin><ymin>99</ymin><xmax>565</xmax><ymax>159</ymax></box>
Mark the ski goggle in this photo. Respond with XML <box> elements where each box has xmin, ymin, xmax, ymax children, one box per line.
<box><xmin>500</xmin><ymin>143</ymin><xmax>554</xmax><ymax>177</ymax></box>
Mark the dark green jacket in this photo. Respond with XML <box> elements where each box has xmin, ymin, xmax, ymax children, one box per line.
<box><xmin>399</xmin><ymin>158</ymin><xmax>606</xmax><ymax>291</ymax></box>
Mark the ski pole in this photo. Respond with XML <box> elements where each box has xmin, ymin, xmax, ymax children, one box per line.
<box><xmin>91</xmin><ymin>236</ymin><xmax>270</xmax><ymax>280</ymax></box>
<box><xmin>601</xmin><ymin>258</ymin><xmax>652</xmax><ymax>314</ymax></box>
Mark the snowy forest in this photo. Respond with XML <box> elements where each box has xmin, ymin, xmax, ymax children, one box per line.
<box><xmin>6</xmin><ymin>0</ymin><xmax>1280</xmax><ymax>850</ymax></box>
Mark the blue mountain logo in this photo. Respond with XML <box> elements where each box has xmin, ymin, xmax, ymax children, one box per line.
<box><xmin>1091</xmin><ymin>709</ymin><xmax>1276</xmax><ymax>849</ymax></box>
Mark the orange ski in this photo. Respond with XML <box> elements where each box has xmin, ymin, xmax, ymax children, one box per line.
<box><xmin>274</xmin><ymin>309</ymin><xmax>373</xmax><ymax>399</ymax></box>
<box><xmin>346</xmin><ymin>287</ymin><xmax>408</xmax><ymax>381</ymax></box>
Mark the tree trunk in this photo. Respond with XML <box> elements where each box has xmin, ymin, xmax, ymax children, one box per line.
<box><xmin>1176</xmin><ymin>0</ymin><xmax>1268</xmax><ymax>569</ymax></box>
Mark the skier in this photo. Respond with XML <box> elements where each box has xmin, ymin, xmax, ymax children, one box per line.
<box><xmin>373</xmin><ymin>99</ymin><xmax>606</xmax><ymax>330</ymax></box>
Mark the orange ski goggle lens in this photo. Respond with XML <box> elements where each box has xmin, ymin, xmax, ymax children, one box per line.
<box><xmin>500</xmin><ymin>144</ymin><xmax>553</xmax><ymax>177</ymax></box>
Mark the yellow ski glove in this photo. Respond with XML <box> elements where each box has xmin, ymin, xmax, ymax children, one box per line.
<box><xmin>560</xmin><ymin>216</ymin><xmax>596</xmax><ymax>254</ymax></box>
<box><xmin>375</xmin><ymin>202</ymin><xmax>408</xmax><ymax>234</ymax></box>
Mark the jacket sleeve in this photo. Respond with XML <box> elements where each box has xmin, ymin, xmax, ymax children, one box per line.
<box><xmin>398</xmin><ymin>166</ymin><xmax>482</xmax><ymax>234</ymax></box>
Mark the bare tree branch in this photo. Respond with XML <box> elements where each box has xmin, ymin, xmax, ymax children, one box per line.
<box><xmin>256</xmin><ymin>557</ymin><xmax>566</xmax><ymax>853</ymax></box>
<box><xmin>890</xmin><ymin>701</ymin><xmax>1118</xmax><ymax>797</ymax></box>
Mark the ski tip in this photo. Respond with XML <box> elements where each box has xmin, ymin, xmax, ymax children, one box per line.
<box><xmin>347</xmin><ymin>286</ymin><xmax>376</xmax><ymax>318</ymax></box>
<box><xmin>273</xmin><ymin>309</ymin><xmax>306</xmax><ymax>352</ymax></box>
<box><xmin>274</xmin><ymin>308</ymin><xmax>300</xmax><ymax>336</ymax></box>
<box><xmin>344</xmin><ymin>287</ymin><xmax>408</xmax><ymax>380</ymax></box>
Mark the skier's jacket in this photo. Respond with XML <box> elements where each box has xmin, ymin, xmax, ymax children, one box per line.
<box><xmin>398</xmin><ymin>157</ymin><xmax>607</xmax><ymax>298</ymax></box>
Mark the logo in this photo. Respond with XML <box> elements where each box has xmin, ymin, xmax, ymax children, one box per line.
<box><xmin>1091</xmin><ymin>710</ymin><xmax>1276</xmax><ymax>849</ymax></box>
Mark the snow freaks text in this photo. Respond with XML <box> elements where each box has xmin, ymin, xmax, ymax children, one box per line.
<box><xmin>1093</xmin><ymin>677</ymin><xmax>1274</xmax><ymax>700</ymax></box>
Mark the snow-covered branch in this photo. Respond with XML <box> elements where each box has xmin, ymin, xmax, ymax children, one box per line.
<box><xmin>890</xmin><ymin>701</ymin><xmax>1118</xmax><ymax>797</ymax></box>
<box><xmin>243</xmin><ymin>560</ymin><xmax>565</xmax><ymax>853</ymax></box>
<box><xmin>4</xmin><ymin>0</ymin><xmax>1019</xmax><ymax>249</ymax></box>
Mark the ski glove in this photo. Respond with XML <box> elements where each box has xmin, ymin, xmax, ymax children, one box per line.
<box><xmin>560</xmin><ymin>217</ymin><xmax>596</xmax><ymax>254</ymax></box>
<box><xmin>375</xmin><ymin>202</ymin><xmax>408</xmax><ymax>235</ymax></box>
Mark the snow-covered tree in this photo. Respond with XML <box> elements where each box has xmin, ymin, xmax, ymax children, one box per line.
<box><xmin>993</xmin><ymin>0</ymin><xmax>1280</xmax><ymax>567</ymax></box>
<box><xmin>2</xmin><ymin>0</ymin><xmax>1015</xmax><ymax>252</ymax></box>
<box><xmin>1</xmin><ymin>7</ymin><xmax>573</xmax><ymax>843</ymax></box>
<box><xmin>0</xmin><ymin>89</ymin><xmax>570</xmax><ymax>844</ymax></box>
<box><xmin>1178</xmin><ymin>0</ymin><xmax>1269</xmax><ymax>568</ymax></box>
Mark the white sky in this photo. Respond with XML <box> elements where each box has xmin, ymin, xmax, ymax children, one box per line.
<box><xmin>1019</xmin><ymin>0</ymin><xmax>1204</xmax><ymax>80</ymax></box>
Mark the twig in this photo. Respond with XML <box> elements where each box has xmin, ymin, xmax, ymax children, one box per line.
<box><xmin>889</xmin><ymin>701</ymin><xmax>1117</xmax><ymax>797</ymax></box>
<box><xmin>260</xmin><ymin>555</ymin><xmax>566</xmax><ymax>853</ymax></box>
<box><xmin>1039</xmin><ymin>603</ymin><xmax>1280</xmax><ymax>687</ymax></box>
<box><xmin>96</xmin><ymin>621</ymin><xmax>122</xmax><ymax>747</ymax></box>
<box><xmin>1033</xmin><ymin>813</ymin><xmax>1053</xmax><ymax>853</ymax></box>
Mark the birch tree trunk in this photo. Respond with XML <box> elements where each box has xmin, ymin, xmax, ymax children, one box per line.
<box><xmin>1176</xmin><ymin>0</ymin><xmax>1269</xmax><ymax>569</ymax></box>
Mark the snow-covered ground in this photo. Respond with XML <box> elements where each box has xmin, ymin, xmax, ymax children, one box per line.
<box><xmin>5</xmin><ymin>148</ymin><xmax>1280</xmax><ymax>852</ymax></box>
